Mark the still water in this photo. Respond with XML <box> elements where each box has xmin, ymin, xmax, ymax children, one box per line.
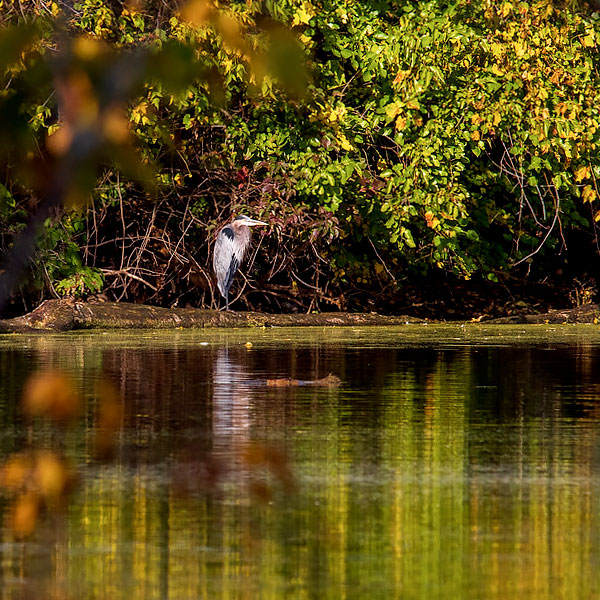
<box><xmin>0</xmin><ymin>324</ymin><xmax>600</xmax><ymax>599</ymax></box>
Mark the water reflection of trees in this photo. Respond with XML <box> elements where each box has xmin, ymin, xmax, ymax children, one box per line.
<box><xmin>0</xmin><ymin>337</ymin><xmax>599</xmax><ymax>598</ymax></box>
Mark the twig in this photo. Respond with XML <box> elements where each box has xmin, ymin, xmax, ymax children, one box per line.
<box><xmin>117</xmin><ymin>172</ymin><xmax>126</xmax><ymax>272</ymax></box>
<box><xmin>513</xmin><ymin>174</ymin><xmax>561</xmax><ymax>266</ymax></box>
<box><xmin>101</xmin><ymin>268</ymin><xmax>158</xmax><ymax>291</ymax></box>
<box><xmin>368</xmin><ymin>236</ymin><xmax>396</xmax><ymax>281</ymax></box>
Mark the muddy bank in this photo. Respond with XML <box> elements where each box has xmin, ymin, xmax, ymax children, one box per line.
<box><xmin>1</xmin><ymin>299</ymin><xmax>598</xmax><ymax>333</ymax></box>
<box><xmin>0</xmin><ymin>299</ymin><xmax>427</xmax><ymax>332</ymax></box>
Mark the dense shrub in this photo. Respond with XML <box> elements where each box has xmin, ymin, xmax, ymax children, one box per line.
<box><xmin>1</xmin><ymin>0</ymin><xmax>600</xmax><ymax>312</ymax></box>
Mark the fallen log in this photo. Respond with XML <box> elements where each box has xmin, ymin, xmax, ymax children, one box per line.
<box><xmin>3</xmin><ymin>299</ymin><xmax>597</xmax><ymax>333</ymax></box>
<box><xmin>0</xmin><ymin>299</ymin><xmax>426</xmax><ymax>333</ymax></box>
<box><xmin>485</xmin><ymin>303</ymin><xmax>600</xmax><ymax>324</ymax></box>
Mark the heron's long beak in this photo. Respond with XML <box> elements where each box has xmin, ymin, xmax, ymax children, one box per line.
<box><xmin>246</xmin><ymin>218</ymin><xmax>267</xmax><ymax>227</ymax></box>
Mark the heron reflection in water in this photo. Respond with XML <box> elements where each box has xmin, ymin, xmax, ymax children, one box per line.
<box><xmin>213</xmin><ymin>215</ymin><xmax>267</xmax><ymax>310</ymax></box>
<box><xmin>212</xmin><ymin>348</ymin><xmax>253</xmax><ymax>440</ymax></box>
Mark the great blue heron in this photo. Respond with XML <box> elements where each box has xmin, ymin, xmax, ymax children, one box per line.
<box><xmin>213</xmin><ymin>215</ymin><xmax>267</xmax><ymax>310</ymax></box>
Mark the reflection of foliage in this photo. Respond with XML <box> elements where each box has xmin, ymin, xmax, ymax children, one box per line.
<box><xmin>0</xmin><ymin>333</ymin><xmax>599</xmax><ymax>596</ymax></box>
<box><xmin>0</xmin><ymin>365</ymin><xmax>294</xmax><ymax>540</ymax></box>
<box><xmin>3</xmin><ymin>1</ymin><xmax>600</xmax><ymax>313</ymax></box>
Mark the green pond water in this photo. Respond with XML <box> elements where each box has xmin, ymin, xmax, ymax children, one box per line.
<box><xmin>0</xmin><ymin>324</ymin><xmax>600</xmax><ymax>599</ymax></box>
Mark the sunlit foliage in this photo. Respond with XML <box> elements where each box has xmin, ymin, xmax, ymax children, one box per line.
<box><xmin>2</xmin><ymin>1</ymin><xmax>600</xmax><ymax>312</ymax></box>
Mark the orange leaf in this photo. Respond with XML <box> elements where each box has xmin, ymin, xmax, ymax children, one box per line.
<box><xmin>575</xmin><ymin>166</ymin><xmax>590</xmax><ymax>182</ymax></box>
<box><xmin>11</xmin><ymin>493</ymin><xmax>39</xmax><ymax>538</ymax></box>
<box><xmin>22</xmin><ymin>371</ymin><xmax>81</xmax><ymax>422</ymax></box>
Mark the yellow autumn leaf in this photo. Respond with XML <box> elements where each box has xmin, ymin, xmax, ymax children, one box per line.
<box><xmin>260</xmin><ymin>75</ymin><xmax>274</xmax><ymax>96</ymax></box>
<box><xmin>103</xmin><ymin>107</ymin><xmax>130</xmax><ymax>144</ymax></box>
<box><xmin>549</xmin><ymin>70</ymin><xmax>562</xmax><ymax>85</ymax></box>
<box><xmin>491</xmin><ymin>64</ymin><xmax>504</xmax><ymax>76</ymax></box>
<box><xmin>221</xmin><ymin>57</ymin><xmax>234</xmax><ymax>74</ymax></box>
<box><xmin>393</xmin><ymin>70</ymin><xmax>410</xmax><ymax>85</ymax></box>
<box><xmin>23</xmin><ymin>371</ymin><xmax>81</xmax><ymax>422</ymax></box>
<box><xmin>337</xmin><ymin>133</ymin><xmax>354</xmax><ymax>151</ymax></box>
<box><xmin>582</xmin><ymin>185</ymin><xmax>597</xmax><ymax>203</ymax></box>
<box><xmin>582</xmin><ymin>32</ymin><xmax>596</xmax><ymax>48</ymax></box>
<box><xmin>513</xmin><ymin>41</ymin><xmax>527</xmax><ymax>57</ymax></box>
<box><xmin>555</xmin><ymin>102</ymin><xmax>568</xmax><ymax>117</ymax></box>
<box><xmin>424</xmin><ymin>211</ymin><xmax>440</xmax><ymax>229</ymax></box>
<box><xmin>292</xmin><ymin>2</ymin><xmax>315</xmax><ymax>26</ymax></box>
<box><xmin>471</xmin><ymin>130</ymin><xmax>481</xmax><ymax>141</ymax></box>
<box><xmin>73</xmin><ymin>36</ymin><xmax>103</xmax><ymax>60</ymax></box>
<box><xmin>594</xmin><ymin>210</ymin><xmax>600</xmax><ymax>223</ymax></box>
<box><xmin>492</xmin><ymin>112</ymin><xmax>501</xmax><ymax>126</ymax></box>
<box><xmin>180</xmin><ymin>0</ymin><xmax>214</xmax><ymax>25</ymax></box>
<box><xmin>395</xmin><ymin>116</ymin><xmax>407</xmax><ymax>130</ymax></box>
<box><xmin>12</xmin><ymin>493</ymin><xmax>39</xmax><ymax>538</ymax></box>
<box><xmin>46</xmin><ymin>126</ymin><xmax>72</xmax><ymax>156</ymax></box>
<box><xmin>575</xmin><ymin>166</ymin><xmax>590</xmax><ymax>182</ymax></box>
<box><xmin>490</xmin><ymin>42</ymin><xmax>504</xmax><ymax>58</ymax></box>
<box><xmin>385</xmin><ymin>102</ymin><xmax>401</xmax><ymax>120</ymax></box>
<box><xmin>131</xmin><ymin>101</ymin><xmax>148</xmax><ymax>119</ymax></box>
<box><xmin>326</xmin><ymin>105</ymin><xmax>346</xmax><ymax>123</ymax></box>
<box><xmin>35</xmin><ymin>451</ymin><xmax>69</xmax><ymax>501</ymax></box>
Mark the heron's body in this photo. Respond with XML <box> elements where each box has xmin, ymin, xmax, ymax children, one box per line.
<box><xmin>213</xmin><ymin>215</ymin><xmax>266</xmax><ymax>309</ymax></box>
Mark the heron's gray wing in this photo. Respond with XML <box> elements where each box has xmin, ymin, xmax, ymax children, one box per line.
<box><xmin>223</xmin><ymin>254</ymin><xmax>239</xmax><ymax>295</ymax></box>
<box><xmin>213</xmin><ymin>227</ymin><xmax>239</xmax><ymax>298</ymax></box>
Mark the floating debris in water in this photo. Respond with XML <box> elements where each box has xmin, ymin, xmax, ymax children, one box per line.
<box><xmin>266</xmin><ymin>373</ymin><xmax>341</xmax><ymax>387</ymax></box>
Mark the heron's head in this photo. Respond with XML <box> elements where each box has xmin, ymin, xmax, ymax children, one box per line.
<box><xmin>233</xmin><ymin>215</ymin><xmax>267</xmax><ymax>227</ymax></box>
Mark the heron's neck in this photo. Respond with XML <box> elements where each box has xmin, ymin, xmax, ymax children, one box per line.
<box><xmin>233</xmin><ymin>224</ymin><xmax>251</xmax><ymax>259</ymax></box>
